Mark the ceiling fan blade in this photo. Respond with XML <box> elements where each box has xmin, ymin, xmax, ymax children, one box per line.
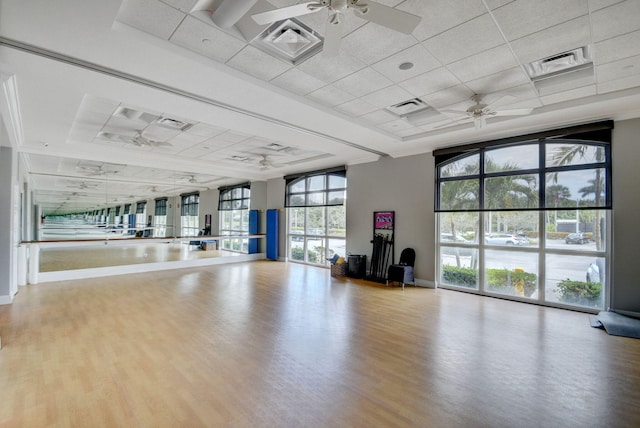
<box><xmin>252</xmin><ymin>2</ymin><xmax>322</xmax><ymax>26</ymax></box>
<box><xmin>211</xmin><ymin>0</ymin><xmax>259</xmax><ymax>28</ymax></box>
<box><xmin>494</xmin><ymin>108</ymin><xmax>534</xmax><ymax>116</ymax></box>
<box><xmin>352</xmin><ymin>1</ymin><xmax>421</xmax><ymax>34</ymax></box>
<box><xmin>432</xmin><ymin>117</ymin><xmax>472</xmax><ymax>129</ymax></box>
<box><xmin>440</xmin><ymin>109</ymin><xmax>469</xmax><ymax>117</ymax></box>
<box><xmin>323</xmin><ymin>12</ymin><xmax>344</xmax><ymax>57</ymax></box>
<box><xmin>485</xmin><ymin>94</ymin><xmax>517</xmax><ymax>109</ymax></box>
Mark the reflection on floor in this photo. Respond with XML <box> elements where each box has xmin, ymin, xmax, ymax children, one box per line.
<box><xmin>39</xmin><ymin>242</ymin><xmax>242</xmax><ymax>272</ymax></box>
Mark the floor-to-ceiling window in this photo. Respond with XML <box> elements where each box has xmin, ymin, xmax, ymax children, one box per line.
<box><xmin>180</xmin><ymin>193</ymin><xmax>199</xmax><ymax>236</ymax></box>
<box><xmin>135</xmin><ymin>201</ymin><xmax>146</xmax><ymax>232</ymax></box>
<box><xmin>123</xmin><ymin>203</ymin><xmax>131</xmax><ymax>230</ymax></box>
<box><xmin>285</xmin><ymin>167</ymin><xmax>346</xmax><ymax>266</ymax></box>
<box><xmin>154</xmin><ymin>198</ymin><xmax>168</xmax><ymax>237</ymax></box>
<box><xmin>435</xmin><ymin>122</ymin><xmax>612</xmax><ymax>311</ymax></box>
<box><xmin>218</xmin><ymin>183</ymin><xmax>250</xmax><ymax>253</ymax></box>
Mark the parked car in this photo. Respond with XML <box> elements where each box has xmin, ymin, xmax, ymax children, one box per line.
<box><xmin>485</xmin><ymin>233</ymin><xmax>528</xmax><ymax>245</ymax></box>
<box><xmin>566</xmin><ymin>232</ymin><xmax>589</xmax><ymax>244</ymax></box>
<box><xmin>440</xmin><ymin>232</ymin><xmax>468</xmax><ymax>243</ymax></box>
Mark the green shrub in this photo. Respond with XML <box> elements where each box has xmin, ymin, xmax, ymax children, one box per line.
<box><xmin>442</xmin><ymin>265</ymin><xmax>538</xmax><ymax>296</ymax></box>
<box><xmin>556</xmin><ymin>279</ymin><xmax>601</xmax><ymax>305</ymax></box>
<box><xmin>290</xmin><ymin>247</ymin><xmax>318</xmax><ymax>263</ymax></box>
<box><xmin>442</xmin><ymin>265</ymin><xmax>477</xmax><ymax>288</ymax></box>
<box><xmin>486</xmin><ymin>269</ymin><xmax>537</xmax><ymax>296</ymax></box>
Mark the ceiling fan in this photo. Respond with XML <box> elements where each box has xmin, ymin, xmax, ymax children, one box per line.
<box><xmin>252</xmin><ymin>0</ymin><xmax>421</xmax><ymax>56</ymax></box>
<box><xmin>257</xmin><ymin>154</ymin><xmax>284</xmax><ymax>170</ymax></box>
<box><xmin>66</xmin><ymin>181</ymin><xmax>98</xmax><ymax>190</ymax></box>
<box><xmin>129</xmin><ymin>131</ymin><xmax>171</xmax><ymax>148</ymax></box>
<box><xmin>97</xmin><ymin>131</ymin><xmax>171</xmax><ymax>148</ymax></box>
<box><xmin>438</xmin><ymin>94</ymin><xmax>534</xmax><ymax>129</ymax></box>
<box><xmin>76</xmin><ymin>164</ymin><xmax>121</xmax><ymax>176</ymax></box>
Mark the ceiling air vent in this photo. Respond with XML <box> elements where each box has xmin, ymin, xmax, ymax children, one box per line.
<box><xmin>524</xmin><ymin>46</ymin><xmax>594</xmax><ymax>95</ymax></box>
<box><xmin>386</xmin><ymin>98</ymin><xmax>440</xmax><ymax>126</ymax></box>
<box><xmin>386</xmin><ymin>98</ymin><xmax>429</xmax><ymax>116</ymax></box>
<box><xmin>156</xmin><ymin>117</ymin><xmax>192</xmax><ymax>131</ymax></box>
<box><xmin>524</xmin><ymin>46</ymin><xmax>592</xmax><ymax>80</ymax></box>
<box><xmin>251</xmin><ymin>18</ymin><xmax>322</xmax><ymax>65</ymax></box>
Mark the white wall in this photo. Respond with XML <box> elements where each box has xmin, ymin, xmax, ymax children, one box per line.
<box><xmin>611</xmin><ymin>118</ymin><xmax>640</xmax><ymax>313</ymax></box>
<box><xmin>199</xmin><ymin>189</ymin><xmax>218</xmax><ymax>234</ymax></box>
<box><xmin>266</xmin><ymin>177</ymin><xmax>286</xmax><ymax>260</ymax></box>
<box><xmin>0</xmin><ymin>145</ymin><xmax>18</xmax><ymax>303</ymax></box>
<box><xmin>346</xmin><ymin>154</ymin><xmax>436</xmax><ymax>285</ymax></box>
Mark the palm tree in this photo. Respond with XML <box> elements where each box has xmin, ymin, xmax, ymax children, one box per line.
<box><xmin>549</xmin><ymin>143</ymin><xmax>605</xmax><ymax>250</ymax></box>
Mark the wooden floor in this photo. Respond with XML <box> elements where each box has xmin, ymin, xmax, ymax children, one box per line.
<box><xmin>1</xmin><ymin>261</ymin><xmax>639</xmax><ymax>427</ymax></box>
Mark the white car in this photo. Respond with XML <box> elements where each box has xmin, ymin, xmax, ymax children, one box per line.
<box><xmin>485</xmin><ymin>233</ymin><xmax>528</xmax><ymax>245</ymax></box>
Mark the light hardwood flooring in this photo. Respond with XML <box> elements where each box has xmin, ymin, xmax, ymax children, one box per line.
<box><xmin>1</xmin><ymin>261</ymin><xmax>639</xmax><ymax>427</ymax></box>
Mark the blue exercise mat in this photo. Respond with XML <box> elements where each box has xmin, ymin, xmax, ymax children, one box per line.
<box><xmin>590</xmin><ymin>311</ymin><xmax>640</xmax><ymax>339</ymax></box>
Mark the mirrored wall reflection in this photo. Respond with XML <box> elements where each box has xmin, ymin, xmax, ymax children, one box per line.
<box><xmin>38</xmin><ymin>241</ymin><xmax>242</xmax><ymax>272</ymax></box>
<box><xmin>28</xmin><ymin>153</ymin><xmax>227</xmax><ymax>242</ymax></box>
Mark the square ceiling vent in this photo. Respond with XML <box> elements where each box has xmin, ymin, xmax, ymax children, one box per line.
<box><xmin>251</xmin><ymin>18</ymin><xmax>322</xmax><ymax>65</ymax></box>
<box><xmin>524</xmin><ymin>46</ymin><xmax>594</xmax><ymax>95</ymax></box>
<box><xmin>386</xmin><ymin>98</ymin><xmax>440</xmax><ymax>125</ymax></box>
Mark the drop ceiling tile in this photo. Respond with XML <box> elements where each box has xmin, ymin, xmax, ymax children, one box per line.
<box><xmin>226</xmin><ymin>45</ymin><xmax>292</xmax><ymax>81</ymax></box>
<box><xmin>495</xmin><ymin>84</ymin><xmax>541</xmax><ymax>105</ymax></box>
<box><xmin>170</xmin><ymin>16</ymin><xmax>246</xmax><ymax>63</ymax></box>
<box><xmin>377</xmin><ymin>118</ymin><xmax>415</xmax><ymax>133</ymax></box>
<box><xmin>176</xmin><ymin>142</ymin><xmax>217</xmax><ymax>158</ymax></box>
<box><xmin>340</xmin><ymin>22</ymin><xmax>418</xmax><ymax>65</ymax></box>
<box><xmin>422</xmin><ymin>14</ymin><xmax>504</xmax><ymax>65</ymax></box>
<box><xmin>162</xmin><ymin>0</ymin><xmax>198</xmax><ymax>13</ymax></box>
<box><xmin>420</xmin><ymin>85</ymin><xmax>475</xmax><ymax>108</ymax></box>
<box><xmin>360</xmin><ymin>85</ymin><xmax>414</xmax><ymax>109</ymax></box>
<box><xmin>592</xmin><ymin>1</ymin><xmax>640</xmax><ymax>42</ymax></box>
<box><xmin>595</xmin><ymin>30</ymin><xmax>640</xmax><ymax>65</ymax></box>
<box><xmin>116</xmin><ymin>0</ymin><xmax>185</xmax><ymax>40</ymax></box>
<box><xmin>597</xmin><ymin>54</ymin><xmax>640</xmax><ymax>83</ymax></box>
<box><xmin>371</xmin><ymin>44</ymin><xmax>441</xmax><ymax>83</ymax></box>
<box><xmin>296</xmin><ymin>50</ymin><xmax>367</xmax><ymax>84</ymax></box>
<box><xmin>465</xmin><ymin>67</ymin><xmax>531</xmax><ymax>95</ymax></box>
<box><xmin>359</xmin><ymin>109</ymin><xmax>398</xmax><ymax>125</ymax></box>
<box><xmin>597</xmin><ymin>73</ymin><xmax>640</xmax><ymax>94</ymax></box>
<box><xmin>334</xmin><ymin>98</ymin><xmax>379</xmax><ymax>117</ymax></box>
<box><xmin>306</xmin><ymin>84</ymin><xmax>356</xmax><ymax>107</ymax></box>
<box><xmin>211</xmin><ymin>130</ymin><xmax>252</xmax><ymax>144</ymax></box>
<box><xmin>398</xmin><ymin>67</ymin><xmax>462</xmax><ymax>97</ymax></box>
<box><xmin>491</xmin><ymin>0</ymin><xmax>588</xmax><ymax>41</ymax></box>
<box><xmin>332</xmin><ymin>67</ymin><xmax>394</xmax><ymax>98</ymax></box>
<box><xmin>484</xmin><ymin>0</ymin><xmax>515</xmax><ymax>9</ymax></box>
<box><xmin>588</xmin><ymin>0</ymin><xmax>625</xmax><ymax>12</ymax></box>
<box><xmin>447</xmin><ymin>44</ymin><xmax>518</xmax><ymax>82</ymax></box>
<box><xmin>539</xmin><ymin>85</ymin><xmax>597</xmax><ymax>105</ymax></box>
<box><xmin>186</xmin><ymin>123</ymin><xmax>226</xmax><ymax>138</ymax></box>
<box><xmin>270</xmin><ymin>68</ymin><xmax>326</xmax><ymax>96</ymax></box>
<box><xmin>397</xmin><ymin>0</ymin><xmax>487</xmax><ymax>41</ymax></box>
<box><xmin>509</xmin><ymin>16</ymin><xmax>591</xmax><ymax>64</ymax></box>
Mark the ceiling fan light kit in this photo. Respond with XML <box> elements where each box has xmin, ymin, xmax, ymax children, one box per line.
<box><xmin>251</xmin><ymin>0</ymin><xmax>422</xmax><ymax>57</ymax></box>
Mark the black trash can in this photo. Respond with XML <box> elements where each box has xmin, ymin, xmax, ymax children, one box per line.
<box><xmin>347</xmin><ymin>255</ymin><xmax>367</xmax><ymax>279</ymax></box>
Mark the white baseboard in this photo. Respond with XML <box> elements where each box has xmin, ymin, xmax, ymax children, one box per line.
<box><xmin>36</xmin><ymin>253</ymin><xmax>265</xmax><ymax>283</ymax></box>
<box><xmin>0</xmin><ymin>294</ymin><xmax>15</xmax><ymax>305</ymax></box>
<box><xmin>415</xmin><ymin>278</ymin><xmax>437</xmax><ymax>288</ymax></box>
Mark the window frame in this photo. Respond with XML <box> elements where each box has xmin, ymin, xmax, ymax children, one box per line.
<box><xmin>285</xmin><ymin>168</ymin><xmax>346</xmax><ymax>266</ymax></box>
<box><xmin>434</xmin><ymin>122</ymin><xmax>612</xmax><ymax>312</ymax></box>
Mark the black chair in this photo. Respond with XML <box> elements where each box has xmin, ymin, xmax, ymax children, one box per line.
<box><xmin>387</xmin><ymin>248</ymin><xmax>416</xmax><ymax>290</ymax></box>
